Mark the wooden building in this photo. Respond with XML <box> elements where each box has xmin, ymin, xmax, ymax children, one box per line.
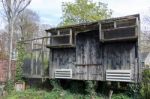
<box><xmin>23</xmin><ymin>14</ymin><xmax>141</xmax><ymax>83</ymax></box>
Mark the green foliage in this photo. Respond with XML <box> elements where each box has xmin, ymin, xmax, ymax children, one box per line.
<box><xmin>112</xmin><ymin>94</ymin><xmax>131</xmax><ymax>99</ymax></box>
<box><xmin>16</xmin><ymin>42</ymin><xmax>26</xmax><ymax>81</ymax></box>
<box><xmin>5</xmin><ymin>88</ymin><xmax>103</xmax><ymax>99</ymax></box>
<box><xmin>60</xmin><ymin>0</ymin><xmax>112</xmax><ymax>26</ymax></box>
<box><xmin>4</xmin><ymin>79</ymin><xmax>14</xmax><ymax>93</ymax></box>
<box><xmin>85</xmin><ymin>81</ymin><xmax>97</xmax><ymax>98</ymax></box>
<box><xmin>50</xmin><ymin>79</ymin><xmax>62</xmax><ymax>91</ymax></box>
<box><xmin>125</xmin><ymin>84</ymin><xmax>141</xmax><ymax>99</ymax></box>
<box><xmin>140</xmin><ymin>69</ymin><xmax>150</xmax><ymax>99</ymax></box>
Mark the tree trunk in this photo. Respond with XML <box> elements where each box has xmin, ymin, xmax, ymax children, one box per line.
<box><xmin>8</xmin><ymin>19</ymin><xmax>14</xmax><ymax>80</ymax></box>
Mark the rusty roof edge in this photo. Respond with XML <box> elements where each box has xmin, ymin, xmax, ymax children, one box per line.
<box><xmin>45</xmin><ymin>14</ymin><xmax>140</xmax><ymax>33</ymax></box>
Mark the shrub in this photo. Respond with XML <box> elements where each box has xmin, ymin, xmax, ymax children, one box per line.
<box><xmin>112</xmin><ymin>94</ymin><xmax>131</xmax><ymax>99</ymax></box>
<box><xmin>50</xmin><ymin>79</ymin><xmax>62</xmax><ymax>91</ymax></box>
<box><xmin>125</xmin><ymin>83</ymin><xmax>141</xmax><ymax>99</ymax></box>
<box><xmin>85</xmin><ymin>81</ymin><xmax>97</xmax><ymax>98</ymax></box>
<box><xmin>140</xmin><ymin>69</ymin><xmax>150</xmax><ymax>99</ymax></box>
<box><xmin>4</xmin><ymin>79</ymin><xmax>14</xmax><ymax>93</ymax></box>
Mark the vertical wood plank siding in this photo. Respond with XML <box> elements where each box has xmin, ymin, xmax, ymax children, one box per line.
<box><xmin>76</xmin><ymin>30</ymin><xmax>103</xmax><ymax>80</ymax></box>
<box><xmin>49</xmin><ymin>30</ymin><xmax>138</xmax><ymax>82</ymax></box>
<box><xmin>50</xmin><ymin>48</ymin><xmax>76</xmax><ymax>78</ymax></box>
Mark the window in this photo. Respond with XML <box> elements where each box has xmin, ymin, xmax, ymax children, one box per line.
<box><xmin>100</xmin><ymin>17</ymin><xmax>139</xmax><ymax>42</ymax></box>
<box><xmin>47</xmin><ymin>28</ymin><xmax>75</xmax><ymax>48</ymax></box>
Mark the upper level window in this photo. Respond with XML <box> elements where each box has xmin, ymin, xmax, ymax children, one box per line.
<box><xmin>99</xmin><ymin>17</ymin><xmax>139</xmax><ymax>42</ymax></box>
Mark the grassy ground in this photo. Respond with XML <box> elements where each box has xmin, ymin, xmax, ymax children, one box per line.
<box><xmin>2</xmin><ymin>80</ymin><xmax>133</xmax><ymax>99</ymax></box>
<box><xmin>3</xmin><ymin>89</ymin><xmax>132</xmax><ymax>99</ymax></box>
<box><xmin>4</xmin><ymin>89</ymin><xmax>102</xmax><ymax>99</ymax></box>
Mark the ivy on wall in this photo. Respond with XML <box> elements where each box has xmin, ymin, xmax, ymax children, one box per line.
<box><xmin>16</xmin><ymin>42</ymin><xmax>26</xmax><ymax>82</ymax></box>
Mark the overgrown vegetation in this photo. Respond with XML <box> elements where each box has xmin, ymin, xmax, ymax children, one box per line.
<box><xmin>140</xmin><ymin>69</ymin><xmax>150</xmax><ymax>99</ymax></box>
<box><xmin>5</xmin><ymin>88</ymin><xmax>103</xmax><ymax>99</ymax></box>
<box><xmin>112</xmin><ymin>94</ymin><xmax>131</xmax><ymax>99</ymax></box>
<box><xmin>3</xmin><ymin>79</ymin><xmax>140</xmax><ymax>99</ymax></box>
<box><xmin>5</xmin><ymin>87</ymin><xmax>134</xmax><ymax>99</ymax></box>
<box><xmin>50</xmin><ymin>79</ymin><xmax>62</xmax><ymax>91</ymax></box>
<box><xmin>125</xmin><ymin>84</ymin><xmax>141</xmax><ymax>99</ymax></box>
<box><xmin>16</xmin><ymin>42</ymin><xmax>26</xmax><ymax>82</ymax></box>
<box><xmin>4</xmin><ymin>42</ymin><xmax>26</xmax><ymax>94</ymax></box>
<box><xmin>4</xmin><ymin>79</ymin><xmax>14</xmax><ymax>94</ymax></box>
<box><xmin>85</xmin><ymin>81</ymin><xmax>97</xmax><ymax>98</ymax></box>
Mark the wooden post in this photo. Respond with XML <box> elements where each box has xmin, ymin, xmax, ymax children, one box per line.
<box><xmin>41</xmin><ymin>38</ymin><xmax>44</xmax><ymax>77</ymax></box>
<box><xmin>46</xmin><ymin>32</ymin><xmax>48</xmax><ymax>45</ymax></box>
<box><xmin>99</xmin><ymin>23</ymin><xmax>102</xmax><ymax>41</ymax></box>
<box><xmin>31</xmin><ymin>41</ymin><xmax>34</xmax><ymax>75</ymax></box>
<box><xmin>114</xmin><ymin>21</ymin><xmax>117</xmax><ymax>28</ymax></box>
<box><xmin>135</xmin><ymin>58</ymin><xmax>138</xmax><ymax>83</ymax></box>
<box><xmin>107</xmin><ymin>82</ymin><xmax>113</xmax><ymax>99</ymax></box>
<box><xmin>109</xmin><ymin>90</ymin><xmax>113</xmax><ymax>99</ymax></box>
<box><xmin>49</xmin><ymin>48</ymin><xmax>52</xmax><ymax>78</ymax></box>
<box><xmin>57</xmin><ymin>30</ymin><xmax>60</xmax><ymax>35</ymax></box>
<box><xmin>69</xmin><ymin>29</ymin><xmax>73</xmax><ymax>45</ymax></box>
<box><xmin>135</xmin><ymin>17</ymin><xmax>139</xmax><ymax>36</ymax></box>
<box><xmin>35</xmin><ymin>40</ymin><xmax>38</xmax><ymax>75</ymax></box>
<box><xmin>137</xmin><ymin>17</ymin><xmax>141</xmax><ymax>82</ymax></box>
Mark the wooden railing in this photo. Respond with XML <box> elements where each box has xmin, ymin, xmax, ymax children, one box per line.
<box><xmin>20</xmin><ymin>36</ymin><xmax>50</xmax><ymax>78</ymax></box>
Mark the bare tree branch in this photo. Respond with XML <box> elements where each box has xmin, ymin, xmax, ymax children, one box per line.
<box><xmin>16</xmin><ymin>0</ymin><xmax>31</xmax><ymax>17</ymax></box>
<box><xmin>1</xmin><ymin>0</ymin><xmax>32</xmax><ymax>80</ymax></box>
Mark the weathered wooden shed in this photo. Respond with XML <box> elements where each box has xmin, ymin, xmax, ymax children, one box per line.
<box><xmin>45</xmin><ymin>14</ymin><xmax>141</xmax><ymax>83</ymax></box>
<box><xmin>22</xmin><ymin>14</ymin><xmax>141</xmax><ymax>83</ymax></box>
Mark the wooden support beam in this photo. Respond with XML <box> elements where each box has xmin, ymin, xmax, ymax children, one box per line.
<box><xmin>57</xmin><ymin>30</ymin><xmax>60</xmax><ymax>35</ymax></box>
<box><xmin>18</xmin><ymin>36</ymin><xmax>51</xmax><ymax>42</ymax></box>
<box><xmin>114</xmin><ymin>21</ymin><xmax>117</xmax><ymax>28</ymax></box>
<box><xmin>136</xmin><ymin>17</ymin><xmax>141</xmax><ymax>82</ymax></box>
<box><xmin>69</xmin><ymin>29</ymin><xmax>73</xmax><ymax>45</ymax></box>
<box><xmin>49</xmin><ymin>48</ymin><xmax>52</xmax><ymax>78</ymax></box>
<box><xmin>135</xmin><ymin>17</ymin><xmax>139</xmax><ymax>36</ymax></box>
<box><xmin>31</xmin><ymin>41</ymin><xmax>34</xmax><ymax>75</ymax></box>
<box><xmin>41</xmin><ymin>38</ymin><xmax>44</xmax><ymax>76</ymax></box>
<box><xmin>99</xmin><ymin>23</ymin><xmax>102</xmax><ymax>41</ymax></box>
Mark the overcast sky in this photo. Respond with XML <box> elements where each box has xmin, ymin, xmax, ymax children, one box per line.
<box><xmin>28</xmin><ymin>0</ymin><xmax>150</xmax><ymax>29</ymax></box>
<box><xmin>1</xmin><ymin>0</ymin><xmax>150</xmax><ymax>30</ymax></box>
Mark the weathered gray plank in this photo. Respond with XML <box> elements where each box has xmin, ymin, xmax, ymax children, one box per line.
<box><xmin>104</xmin><ymin>42</ymin><xmax>135</xmax><ymax>70</ymax></box>
<box><xmin>50</xmin><ymin>48</ymin><xmax>76</xmax><ymax>78</ymax></box>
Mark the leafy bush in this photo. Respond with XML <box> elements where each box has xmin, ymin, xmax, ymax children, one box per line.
<box><xmin>112</xmin><ymin>94</ymin><xmax>131</xmax><ymax>99</ymax></box>
<box><xmin>125</xmin><ymin>83</ymin><xmax>141</xmax><ymax>99</ymax></box>
<box><xmin>85</xmin><ymin>81</ymin><xmax>97</xmax><ymax>97</ymax></box>
<box><xmin>4</xmin><ymin>79</ymin><xmax>14</xmax><ymax>93</ymax></box>
<box><xmin>140</xmin><ymin>69</ymin><xmax>150</xmax><ymax>99</ymax></box>
<box><xmin>50</xmin><ymin>79</ymin><xmax>62</xmax><ymax>91</ymax></box>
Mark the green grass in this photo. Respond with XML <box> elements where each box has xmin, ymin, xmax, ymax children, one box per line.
<box><xmin>112</xmin><ymin>94</ymin><xmax>131</xmax><ymax>99</ymax></box>
<box><xmin>5</xmin><ymin>89</ymin><xmax>103</xmax><ymax>99</ymax></box>
<box><xmin>5</xmin><ymin>90</ymin><xmax>132</xmax><ymax>99</ymax></box>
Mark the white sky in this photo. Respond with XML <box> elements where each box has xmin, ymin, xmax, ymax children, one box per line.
<box><xmin>28</xmin><ymin>0</ymin><xmax>150</xmax><ymax>28</ymax></box>
<box><xmin>1</xmin><ymin>0</ymin><xmax>150</xmax><ymax>30</ymax></box>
